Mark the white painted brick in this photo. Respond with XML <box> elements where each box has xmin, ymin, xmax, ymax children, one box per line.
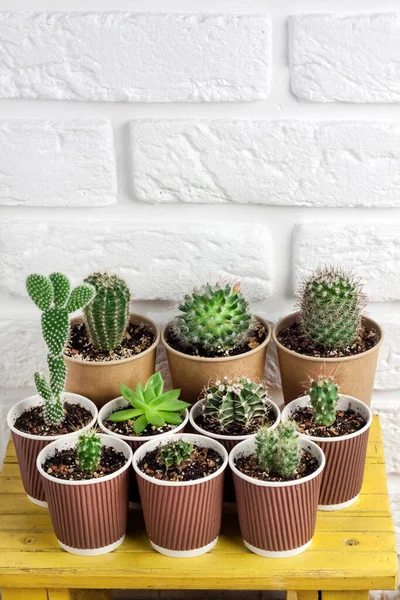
<box><xmin>131</xmin><ymin>119</ymin><xmax>400</xmax><ymax>207</ymax></box>
<box><xmin>0</xmin><ymin>319</ymin><xmax>45</xmax><ymax>388</ymax></box>
<box><xmin>290</xmin><ymin>13</ymin><xmax>400</xmax><ymax>103</ymax></box>
<box><xmin>294</xmin><ymin>222</ymin><xmax>400</xmax><ymax>301</ymax></box>
<box><xmin>372</xmin><ymin>401</ymin><xmax>400</xmax><ymax>475</ymax></box>
<box><xmin>0</xmin><ymin>120</ymin><xmax>116</xmax><ymax>207</ymax></box>
<box><xmin>375</xmin><ymin>314</ymin><xmax>400</xmax><ymax>391</ymax></box>
<box><xmin>0</xmin><ymin>219</ymin><xmax>274</xmax><ymax>302</ymax></box>
<box><xmin>0</xmin><ymin>12</ymin><xmax>270</xmax><ymax>102</ymax></box>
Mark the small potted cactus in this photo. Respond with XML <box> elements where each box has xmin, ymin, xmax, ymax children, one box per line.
<box><xmin>230</xmin><ymin>422</ymin><xmax>325</xmax><ymax>557</ymax></box>
<box><xmin>7</xmin><ymin>273</ymin><xmax>98</xmax><ymax>506</ymax></box>
<box><xmin>132</xmin><ymin>434</ymin><xmax>228</xmax><ymax>557</ymax></box>
<box><xmin>98</xmin><ymin>372</ymin><xmax>190</xmax><ymax>507</ymax></box>
<box><xmin>282</xmin><ymin>376</ymin><xmax>372</xmax><ymax>510</ymax></box>
<box><xmin>37</xmin><ymin>430</ymin><xmax>132</xmax><ymax>555</ymax></box>
<box><xmin>189</xmin><ymin>376</ymin><xmax>280</xmax><ymax>503</ymax></box>
<box><xmin>64</xmin><ymin>272</ymin><xmax>160</xmax><ymax>408</ymax></box>
<box><xmin>272</xmin><ymin>266</ymin><xmax>383</xmax><ymax>405</ymax></box>
<box><xmin>162</xmin><ymin>282</ymin><xmax>271</xmax><ymax>402</ymax></box>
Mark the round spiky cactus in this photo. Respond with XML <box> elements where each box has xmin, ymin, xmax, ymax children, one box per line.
<box><xmin>203</xmin><ymin>376</ymin><xmax>271</xmax><ymax>432</ymax></box>
<box><xmin>160</xmin><ymin>440</ymin><xmax>194</xmax><ymax>470</ymax></box>
<box><xmin>255</xmin><ymin>422</ymin><xmax>301</xmax><ymax>478</ymax></box>
<box><xmin>298</xmin><ymin>267</ymin><xmax>366</xmax><ymax>349</ymax></box>
<box><xmin>83</xmin><ymin>273</ymin><xmax>131</xmax><ymax>351</ymax></box>
<box><xmin>309</xmin><ymin>377</ymin><xmax>339</xmax><ymax>427</ymax></box>
<box><xmin>77</xmin><ymin>430</ymin><xmax>102</xmax><ymax>475</ymax></box>
<box><xmin>172</xmin><ymin>283</ymin><xmax>252</xmax><ymax>354</ymax></box>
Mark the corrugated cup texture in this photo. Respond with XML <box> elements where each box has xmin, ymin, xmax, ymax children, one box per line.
<box><xmin>41</xmin><ymin>469</ymin><xmax>129</xmax><ymax>550</ymax></box>
<box><xmin>318</xmin><ymin>429</ymin><xmax>369</xmax><ymax>506</ymax></box>
<box><xmin>233</xmin><ymin>468</ymin><xmax>323</xmax><ymax>552</ymax></box>
<box><xmin>137</xmin><ymin>471</ymin><xmax>224</xmax><ymax>551</ymax></box>
<box><xmin>11</xmin><ymin>433</ymin><xmax>48</xmax><ymax>502</ymax></box>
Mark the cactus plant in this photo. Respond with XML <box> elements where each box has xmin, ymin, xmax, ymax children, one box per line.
<box><xmin>309</xmin><ymin>377</ymin><xmax>339</xmax><ymax>427</ymax></box>
<box><xmin>203</xmin><ymin>376</ymin><xmax>271</xmax><ymax>432</ymax></box>
<box><xmin>108</xmin><ymin>372</ymin><xmax>190</xmax><ymax>434</ymax></box>
<box><xmin>255</xmin><ymin>422</ymin><xmax>301</xmax><ymax>479</ymax></box>
<box><xmin>26</xmin><ymin>273</ymin><xmax>95</xmax><ymax>425</ymax></box>
<box><xmin>171</xmin><ymin>282</ymin><xmax>252</xmax><ymax>354</ymax></box>
<box><xmin>298</xmin><ymin>266</ymin><xmax>366</xmax><ymax>349</ymax></box>
<box><xmin>77</xmin><ymin>430</ymin><xmax>102</xmax><ymax>475</ymax></box>
<box><xmin>160</xmin><ymin>440</ymin><xmax>194</xmax><ymax>470</ymax></box>
<box><xmin>83</xmin><ymin>272</ymin><xmax>130</xmax><ymax>351</ymax></box>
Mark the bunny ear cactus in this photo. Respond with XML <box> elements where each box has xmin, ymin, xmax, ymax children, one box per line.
<box><xmin>255</xmin><ymin>422</ymin><xmax>301</xmax><ymax>479</ymax></box>
<box><xmin>77</xmin><ymin>430</ymin><xmax>102</xmax><ymax>475</ymax></box>
<box><xmin>172</xmin><ymin>282</ymin><xmax>252</xmax><ymax>355</ymax></box>
<box><xmin>108</xmin><ymin>372</ymin><xmax>190</xmax><ymax>434</ymax></box>
<box><xmin>26</xmin><ymin>273</ymin><xmax>96</xmax><ymax>425</ymax></box>
<box><xmin>203</xmin><ymin>376</ymin><xmax>271</xmax><ymax>432</ymax></box>
<box><xmin>309</xmin><ymin>377</ymin><xmax>339</xmax><ymax>427</ymax></box>
<box><xmin>298</xmin><ymin>266</ymin><xmax>367</xmax><ymax>350</ymax></box>
<box><xmin>83</xmin><ymin>272</ymin><xmax>131</xmax><ymax>351</ymax></box>
<box><xmin>160</xmin><ymin>440</ymin><xmax>194</xmax><ymax>470</ymax></box>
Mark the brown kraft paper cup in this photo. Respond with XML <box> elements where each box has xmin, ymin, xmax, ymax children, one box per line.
<box><xmin>273</xmin><ymin>313</ymin><xmax>383</xmax><ymax>407</ymax></box>
<box><xmin>230</xmin><ymin>436</ymin><xmax>325</xmax><ymax>557</ymax></box>
<box><xmin>161</xmin><ymin>316</ymin><xmax>271</xmax><ymax>404</ymax></box>
<box><xmin>98</xmin><ymin>397</ymin><xmax>189</xmax><ymax>508</ymax></box>
<box><xmin>282</xmin><ymin>394</ymin><xmax>372</xmax><ymax>510</ymax></box>
<box><xmin>189</xmin><ymin>397</ymin><xmax>280</xmax><ymax>505</ymax></box>
<box><xmin>64</xmin><ymin>314</ymin><xmax>160</xmax><ymax>409</ymax></box>
<box><xmin>133</xmin><ymin>433</ymin><xmax>228</xmax><ymax>557</ymax></box>
<box><xmin>37</xmin><ymin>433</ymin><xmax>132</xmax><ymax>555</ymax></box>
<box><xmin>6</xmin><ymin>393</ymin><xmax>98</xmax><ymax>507</ymax></box>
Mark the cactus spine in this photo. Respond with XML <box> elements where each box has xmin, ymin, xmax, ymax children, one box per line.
<box><xmin>172</xmin><ymin>282</ymin><xmax>252</xmax><ymax>354</ymax></box>
<box><xmin>298</xmin><ymin>266</ymin><xmax>366</xmax><ymax>349</ymax></box>
<box><xmin>255</xmin><ymin>422</ymin><xmax>301</xmax><ymax>479</ymax></box>
<box><xmin>160</xmin><ymin>440</ymin><xmax>194</xmax><ymax>470</ymax></box>
<box><xmin>203</xmin><ymin>376</ymin><xmax>271</xmax><ymax>432</ymax></box>
<box><xmin>309</xmin><ymin>377</ymin><xmax>339</xmax><ymax>427</ymax></box>
<box><xmin>77</xmin><ymin>430</ymin><xmax>102</xmax><ymax>475</ymax></box>
<box><xmin>83</xmin><ymin>273</ymin><xmax>130</xmax><ymax>351</ymax></box>
<box><xmin>26</xmin><ymin>273</ymin><xmax>95</xmax><ymax>425</ymax></box>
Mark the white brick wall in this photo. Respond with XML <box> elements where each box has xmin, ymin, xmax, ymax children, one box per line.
<box><xmin>1</xmin><ymin>0</ymin><xmax>400</xmax><ymax>573</ymax></box>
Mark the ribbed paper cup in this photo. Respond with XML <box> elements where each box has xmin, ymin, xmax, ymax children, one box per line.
<box><xmin>98</xmin><ymin>397</ymin><xmax>189</xmax><ymax>508</ymax></box>
<box><xmin>230</xmin><ymin>436</ymin><xmax>325</xmax><ymax>557</ymax></box>
<box><xmin>7</xmin><ymin>393</ymin><xmax>98</xmax><ymax>507</ymax></box>
<box><xmin>189</xmin><ymin>398</ymin><xmax>280</xmax><ymax>505</ymax></box>
<box><xmin>282</xmin><ymin>394</ymin><xmax>372</xmax><ymax>510</ymax></box>
<box><xmin>37</xmin><ymin>433</ymin><xmax>132</xmax><ymax>555</ymax></box>
<box><xmin>133</xmin><ymin>433</ymin><xmax>228</xmax><ymax>557</ymax></box>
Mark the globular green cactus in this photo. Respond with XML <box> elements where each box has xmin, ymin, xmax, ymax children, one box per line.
<box><xmin>255</xmin><ymin>422</ymin><xmax>301</xmax><ymax>479</ymax></box>
<box><xmin>26</xmin><ymin>273</ymin><xmax>95</xmax><ymax>425</ymax></box>
<box><xmin>160</xmin><ymin>440</ymin><xmax>194</xmax><ymax>470</ymax></box>
<box><xmin>77</xmin><ymin>430</ymin><xmax>102</xmax><ymax>475</ymax></box>
<box><xmin>83</xmin><ymin>273</ymin><xmax>130</xmax><ymax>351</ymax></box>
<box><xmin>172</xmin><ymin>282</ymin><xmax>252</xmax><ymax>354</ymax></box>
<box><xmin>298</xmin><ymin>266</ymin><xmax>366</xmax><ymax>349</ymax></box>
<box><xmin>203</xmin><ymin>376</ymin><xmax>271</xmax><ymax>432</ymax></box>
<box><xmin>309</xmin><ymin>377</ymin><xmax>339</xmax><ymax>427</ymax></box>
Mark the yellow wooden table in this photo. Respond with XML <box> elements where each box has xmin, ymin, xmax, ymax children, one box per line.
<box><xmin>0</xmin><ymin>416</ymin><xmax>397</xmax><ymax>600</ymax></box>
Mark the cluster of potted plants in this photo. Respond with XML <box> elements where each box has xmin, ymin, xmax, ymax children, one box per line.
<box><xmin>7</xmin><ymin>266</ymin><xmax>382</xmax><ymax>558</ymax></box>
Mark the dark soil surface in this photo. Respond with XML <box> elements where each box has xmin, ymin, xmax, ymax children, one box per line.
<box><xmin>65</xmin><ymin>321</ymin><xmax>155</xmax><ymax>362</ymax></box>
<box><xmin>234</xmin><ymin>449</ymin><xmax>319</xmax><ymax>482</ymax></box>
<box><xmin>165</xmin><ymin>320</ymin><xmax>268</xmax><ymax>358</ymax></box>
<box><xmin>291</xmin><ymin>406</ymin><xmax>367</xmax><ymax>438</ymax></box>
<box><xmin>13</xmin><ymin>402</ymin><xmax>93</xmax><ymax>436</ymax></box>
<box><xmin>278</xmin><ymin>320</ymin><xmax>379</xmax><ymax>358</ymax></box>
<box><xmin>194</xmin><ymin>405</ymin><xmax>276</xmax><ymax>436</ymax></box>
<box><xmin>138</xmin><ymin>445</ymin><xmax>223</xmax><ymax>482</ymax></box>
<box><xmin>104</xmin><ymin>406</ymin><xmax>181</xmax><ymax>438</ymax></box>
<box><xmin>42</xmin><ymin>446</ymin><xmax>126</xmax><ymax>481</ymax></box>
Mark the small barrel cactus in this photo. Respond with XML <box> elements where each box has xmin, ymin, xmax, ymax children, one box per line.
<box><xmin>26</xmin><ymin>272</ymin><xmax>95</xmax><ymax>425</ymax></box>
<box><xmin>309</xmin><ymin>377</ymin><xmax>339</xmax><ymax>427</ymax></box>
<box><xmin>298</xmin><ymin>266</ymin><xmax>366</xmax><ymax>349</ymax></box>
<box><xmin>77</xmin><ymin>430</ymin><xmax>102</xmax><ymax>475</ymax></box>
<box><xmin>203</xmin><ymin>376</ymin><xmax>271</xmax><ymax>432</ymax></box>
<box><xmin>255</xmin><ymin>422</ymin><xmax>301</xmax><ymax>479</ymax></box>
<box><xmin>160</xmin><ymin>440</ymin><xmax>194</xmax><ymax>470</ymax></box>
<box><xmin>172</xmin><ymin>282</ymin><xmax>252</xmax><ymax>354</ymax></box>
<box><xmin>83</xmin><ymin>272</ymin><xmax>131</xmax><ymax>351</ymax></box>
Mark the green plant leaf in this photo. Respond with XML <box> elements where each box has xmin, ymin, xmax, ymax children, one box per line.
<box><xmin>149</xmin><ymin>389</ymin><xmax>181</xmax><ymax>408</ymax></box>
<box><xmin>41</xmin><ymin>308</ymin><xmax>69</xmax><ymax>355</ymax></box>
<box><xmin>108</xmin><ymin>408</ymin><xmax>142</xmax><ymax>422</ymax></box>
<box><xmin>135</xmin><ymin>382</ymin><xmax>145</xmax><ymax>403</ymax></box>
<box><xmin>26</xmin><ymin>274</ymin><xmax>53</xmax><ymax>311</ymax></box>
<box><xmin>49</xmin><ymin>273</ymin><xmax>70</xmax><ymax>308</ymax></box>
<box><xmin>133</xmin><ymin>414</ymin><xmax>149</xmax><ymax>434</ymax></box>
<box><xmin>144</xmin><ymin>406</ymin><xmax>165</xmax><ymax>428</ymax></box>
<box><xmin>34</xmin><ymin>372</ymin><xmax>52</xmax><ymax>402</ymax></box>
<box><xmin>145</xmin><ymin>372</ymin><xmax>163</xmax><ymax>396</ymax></box>
<box><xmin>159</xmin><ymin>411</ymin><xmax>183</xmax><ymax>425</ymax></box>
<box><xmin>119</xmin><ymin>383</ymin><xmax>143</xmax><ymax>408</ymax></box>
<box><xmin>67</xmin><ymin>285</ymin><xmax>95</xmax><ymax>313</ymax></box>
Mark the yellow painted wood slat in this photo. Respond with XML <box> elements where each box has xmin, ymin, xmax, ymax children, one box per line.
<box><xmin>2</xmin><ymin>590</ymin><xmax>48</xmax><ymax>599</ymax></box>
<box><xmin>321</xmin><ymin>593</ymin><xmax>368</xmax><ymax>599</ymax></box>
<box><xmin>287</xmin><ymin>593</ymin><xmax>319</xmax><ymax>600</ymax></box>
